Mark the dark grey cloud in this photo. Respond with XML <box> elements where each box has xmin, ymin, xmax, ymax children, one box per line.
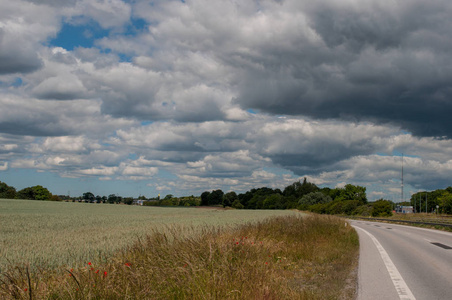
<box><xmin>226</xmin><ymin>0</ymin><xmax>452</xmax><ymax>138</ymax></box>
<box><xmin>0</xmin><ymin>29</ymin><xmax>42</xmax><ymax>74</ymax></box>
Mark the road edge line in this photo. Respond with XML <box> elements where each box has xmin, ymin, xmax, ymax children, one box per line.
<box><xmin>355</xmin><ymin>226</ymin><xmax>416</xmax><ymax>300</ymax></box>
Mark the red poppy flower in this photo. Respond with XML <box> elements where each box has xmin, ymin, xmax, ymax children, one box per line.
<box><xmin>24</xmin><ymin>288</ymin><xmax>28</xmax><ymax>292</ymax></box>
<box><xmin>88</xmin><ymin>262</ymin><xmax>92</xmax><ymax>266</ymax></box>
<box><xmin>104</xmin><ymin>271</ymin><xmax>107</xmax><ymax>277</ymax></box>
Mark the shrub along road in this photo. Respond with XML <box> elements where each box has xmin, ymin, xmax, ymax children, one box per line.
<box><xmin>351</xmin><ymin>220</ymin><xmax>452</xmax><ymax>300</ymax></box>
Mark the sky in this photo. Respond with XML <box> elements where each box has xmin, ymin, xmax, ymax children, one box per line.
<box><xmin>1</xmin><ymin>0</ymin><xmax>452</xmax><ymax>201</ymax></box>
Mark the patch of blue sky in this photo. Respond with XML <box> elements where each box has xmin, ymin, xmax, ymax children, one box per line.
<box><xmin>0</xmin><ymin>77</ymin><xmax>23</xmax><ymax>88</ymax></box>
<box><xmin>128</xmin><ymin>17</ymin><xmax>148</xmax><ymax>33</ymax></box>
<box><xmin>0</xmin><ymin>168</ymin><xmax>161</xmax><ymax>198</ymax></box>
<box><xmin>12</xmin><ymin>77</ymin><xmax>23</xmax><ymax>87</ymax></box>
<box><xmin>127</xmin><ymin>153</ymin><xmax>138</xmax><ymax>160</ymax></box>
<box><xmin>0</xmin><ymin>168</ymin><xmax>82</xmax><ymax>196</ymax></box>
<box><xmin>140</xmin><ymin>121</ymin><xmax>153</xmax><ymax>126</ymax></box>
<box><xmin>391</xmin><ymin>150</ymin><xmax>419</xmax><ymax>158</ymax></box>
<box><xmin>262</xmin><ymin>166</ymin><xmax>294</xmax><ymax>179</ymax></box>
<box><xmin>118</xmin><ymin>53</ymin><xmax>133</xmax><ymax>62</ymax></box>
<box><xmin>247</xmin><ymin>109</ymin><xmax>258</xmax><ymax>114</ymax></box>
<box><xmin>48</xmin><ymin>21</ymin><xmax>110</xmax><ymax>51</ymax></box>
<box><xmin>375</xmin><ymin>152</ymin><xmax>391</xmax><ymax>157</ymax></box>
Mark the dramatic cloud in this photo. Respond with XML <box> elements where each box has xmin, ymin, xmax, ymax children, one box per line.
<box><xmin>1</xmin><ymin>0</ymin><xmax>451</xmax><ymax>199</ymax></box>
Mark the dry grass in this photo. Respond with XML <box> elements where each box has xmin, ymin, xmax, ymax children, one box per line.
<box><xmin>1</xmin><ymin>214</ymin><xmax>359</xmax><ymax>299</ymax></box>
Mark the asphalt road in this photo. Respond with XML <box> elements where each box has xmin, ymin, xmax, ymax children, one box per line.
<box><xmin>350</xmin><ymin>220</ymin><xmax>452</xmax><ymax>300</ymax></box>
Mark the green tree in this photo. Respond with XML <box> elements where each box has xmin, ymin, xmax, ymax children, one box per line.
<box><xmin>0</xmin><ymin>181</ymin><xmax>16</xmax><ymax>199</ymax></box>
<box><xmin>372</xmin><ymin>200</ymin><xmax>393</xmax><ymax>217</ymax></box>
<box><xmin>17</xmin><ymin>185</ymin><xmax>52</xmax><ymax>200</ymax></box>
<box><xmin>437</xmin><ymin>192</ymin><xmax>452</xmax><ymax>214</ymax></box>
<box><xmin>222</xmin><ymin>191</ymin><xmax>238</xmax><ymax>207</ymax></box>
<box><xmin>298</xmin><ymin>192</ymin><xmax>332</xmax><ymax>210</ymax></box>
<box><xmin>335</xmin><ymin>184</ymin><xmax>367</xmax><ymax>204</ymax></box>
<box><xmin>231</xmin><ymin>199</ymin><xmax>244</xmax><ymax>209</ymax></box>
<box><xmin>200</xmin><ymin>191</ymin><xmax>210</xmax><ymax>206</ymax></box>
<box><xmin>83</xmin><ymin>192</ymin><xmax>95</xmax><ymax>203</ymax></box>
<box><xmin>123</xmin><ymin>197</ymin><xmax>134</xmax><ymax>205</ymax></box>
<box><xmin>262</xmin><ymin>194</ymin><xmax>285</xmax><ymax>209</ymax></box>
<box><xmin>207</xmin><ymin>190</ymin><xmax>224</xmax><ymax>206</ymax></box>
<box><xmin>283</xmin><ymin>178</ymin><xmax>318</xmax><ymax>198</ymax></box>
<box><xmin>107</xmin><ymin>194</ymin><xmax>117</xmax><ymax>204</ymax></box>
<box><xmin>17</xmin><ymin>187</ymin><xmax>35</xmax><ymax>200</ymax></box>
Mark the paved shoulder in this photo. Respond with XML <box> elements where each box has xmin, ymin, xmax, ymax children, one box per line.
<box><xmin>351</xmin><ymin>220</ymin><xmax>452</xmax><ymax>300</ymax></box>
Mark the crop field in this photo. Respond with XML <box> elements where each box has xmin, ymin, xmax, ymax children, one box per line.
<box><xmin>1</xmin><ymin>211</ymin><xmax>359</xmax><ymax>299</ymax></box>
<box><xmin>0</xmin><ymin>199</ymin><xmax>298</xmax><ymax>271</ymax></box>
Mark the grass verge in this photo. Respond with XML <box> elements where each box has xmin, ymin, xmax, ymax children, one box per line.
<box><xmin>1</xmin><ymin>214</ymin><xmax>359</xmax><ymax>299</ymax></box>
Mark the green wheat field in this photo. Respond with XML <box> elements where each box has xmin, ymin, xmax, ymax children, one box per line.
<box><xmin>0</xmin><ymin>199</ymin><xmax>298</xmax><ymax>271</ymax></box>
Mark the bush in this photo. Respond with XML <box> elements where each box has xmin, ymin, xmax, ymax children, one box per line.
<box><xmin>231</xmin><ymin>199</ymin><xmax>244</xmax><ymax>209</ymax></box>
<box><xmin>298</xmin><ymin>192</ymin><xmax>332</xmax><ymax>210</ymax></box>
<box><xmin>372</xmin><ymin>200</ymin><xmax>393</xmax><ymax>217</ymax></box>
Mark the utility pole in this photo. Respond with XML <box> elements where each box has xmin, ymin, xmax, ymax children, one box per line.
<box><xmin>426</xmin><ymin>192</ymin><xmax>428</xmax><ymax>213</ymax></box>
<box><xmin>419</xmin><ymin>193</ymin><xmax>421</xmax><ymax>214</ymax></box>
<box><xmin>401</xmin><ymin>153</ymin><xmax>404</xmax><ymax>204</ymax></box>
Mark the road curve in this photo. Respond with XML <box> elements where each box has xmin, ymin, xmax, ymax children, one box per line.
<box><xmin>350</xmin><ymin>220</ymin><xmax>452</xmax><ymax>300</ymax></box>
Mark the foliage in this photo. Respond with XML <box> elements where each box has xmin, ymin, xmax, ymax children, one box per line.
<box><xmin>231</xmin><ymin>199</ymin><xmax>244</xmax><ymax>209</ymax></box>
<box><xmin>437</xmin><ymin>192</ymin><xmax>452</xmax><ymax>214</ymax></box>
<box><xmin>372</xmin><ymin>200</ymin><xmax>393</xmax><ymax>217</ymax></box>
<box><xmin>16</xmin><ymin>185</ymin><xmax>52</xmax><ymax>200</ymax></box>
<box><xmin>283</xmin><ymin>177</ymin><xmax>318</xmax><ymax>198</ymax></box>
<box><xmin>262</xmin><ymin>194</ymin><xmax>285</xmax><ymax>209</ymax></box>
<box><xmin>83</xmin><ymin>192</ymin><xmax>95</xmax><ymax>203</ymax></box>
<box><xmin>334</xmin><ymin>184</ymin><xmax>368</xmax><ymax>204</ymax></box>
<box><xmin>222</xmin><ymin>191</ymin><xmax>237</xmax><ymax>207</ymax></box>
<box><xmin>200</xmin><ymin>191</ymin><xmax>210</xmax><ymax>206</ymax></box>
<box><xmin>207</xmin><ymin>189</ymin><xmax>224</xmax><ymax>206</ymax></box>
<box><xmin>298</xmin><ymin>191</ymin><xmax>332</xmax><ymax>210</ymax></box>
<box><xmin>0</xmin><ymin>181</ymin><xmax>16</xmax><ymax>199</ymax></box>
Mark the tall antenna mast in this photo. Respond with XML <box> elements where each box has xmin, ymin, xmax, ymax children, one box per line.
<box><xmin>401</xmin><ymin>153</ymin><xmax>404</xmax><ymax>204</ymax></box>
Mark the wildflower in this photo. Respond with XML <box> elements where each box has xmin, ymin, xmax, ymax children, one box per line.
<box><xmin>90</xmin><ymin>267</ymin><xmax>94</xmax><ymax>271</ymax></box>
<box><xmin>24</xmin><ymin>288</ymin><xmax>28</xmax><ymax>292</ymax></box>
<box><xmin>88</xmin><ymin>262</ymin><xmax>92</xmax><ymax>266</ymax></box>
<box><xmin>70</xmin><ymin>268</ymin><xmax>73</xmax><ymax>272</ymax></box>
<box><xmin>96</xmin><ymin>270</ymin><xmax>99</xmax><ymax>274</ymax></box>
<box><xmin>265</xmin><ymin>262</ymin><xmax>268</xmax><ymax>265</ymax></box>
<box><xmin>236</xmin><ymin>242</ymin><xmax>239</xmax><ymax>245</ymax></box>
<box><xmin>125</xmin><ymin>263</ymin><xmax>131</xmax><ymax>267</ymax></box>
<box><xmin>104</xmin><ymin>271</ymin><xmax>107</xmax><ymax>277</ymax></box>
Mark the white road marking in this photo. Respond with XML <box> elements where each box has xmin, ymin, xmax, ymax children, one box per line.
<box><xmin>356</xmin><ymin>227</ymin><xmax>416</xmax><ymax>300</ymax></box>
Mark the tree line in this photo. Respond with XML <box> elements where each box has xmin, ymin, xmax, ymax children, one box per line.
<box><xmin>199</xmin><ymin>178</ymin><xmax>392</xmax><ymax>216</ymax></box>
<box><xmin>0</xmin><ymin>181</ymin><xmax>59</xmax><ymax>201</ymax></box>
<box><xmin>409</xmin><ymin>187</ymin><xmax>452</xmax><ymax>214</ymax></box>
<box><xmin>4</xmin><ymin>178</ymin><xmax>452</xmax><ymax>216</ymax></box>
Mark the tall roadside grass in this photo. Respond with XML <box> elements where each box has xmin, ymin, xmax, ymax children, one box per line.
<box><xmin>1</xmin><ymin>214</ymin><xmax>359</xmax><ymax>299</ymax></box>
